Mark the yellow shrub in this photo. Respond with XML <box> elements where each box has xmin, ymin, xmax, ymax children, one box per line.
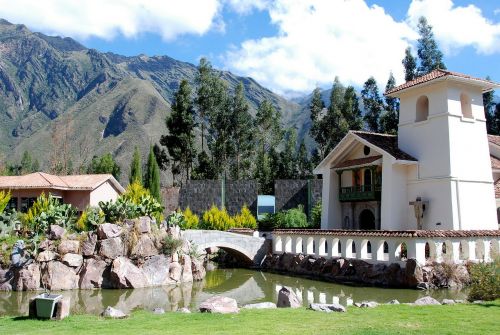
<box><xmin>123</xmin><ymin>181</ymin><xmax>150</xmax><ymax>204</ymax></box>
<box><xmin>201</xmin><ymin>205</ymin><xmax>235</xmax><ymax>231</ymax></box>
<box><xmin>0</xmin><ymin>190</ymin><xmax>11</xmax><ymax>213</ymax></box>
<box><xmin>183</xmin><ymin>207</ymin><xmax>199</xmax><ymax>229</ymax></box>
<box><xmin>233</xmin><ymin>205</ymin><xmax>257</xmax><ymax>229</ymax></box>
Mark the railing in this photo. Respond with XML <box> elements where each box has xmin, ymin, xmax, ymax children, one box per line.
<box><xmin>272</xmin><ymin>229</ymin><xmax>500</xmax><ymax>265</ymax></box>
<box><xmin>339</xmin><ymin>184</ymin><xmax>381</xmax><ymax>202</ymax></box>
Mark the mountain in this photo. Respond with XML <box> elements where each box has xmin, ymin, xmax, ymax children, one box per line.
<box><xmin>0</xmin><ymin>19</ymin><xmax>307</xmax><ymax>184</ymax></box>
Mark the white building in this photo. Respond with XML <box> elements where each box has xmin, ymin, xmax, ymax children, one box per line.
<box><xmin>314</xmin><ymin>69</ymin><xmax>499</xmax><ymax>232</ymax></box>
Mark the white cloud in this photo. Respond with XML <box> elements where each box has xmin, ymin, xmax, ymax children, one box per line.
<box><xmin>407</xmin><ymin>0</ymin><xmax>500</xmax><ymax>55</ymax></box>
<box><xmin>225</xmin><ymin>0</ymin><xmax>269</xmax><ymax>14</ymax></box>
<box><xmin>224</xmin><ymin>0</ymin><xmax>416</xmax><ymax>96</ymax></box>
<box><xmin>0</xmin><ymin>0</ymin><xmax>222</xmax><ymax>40</ymax></box>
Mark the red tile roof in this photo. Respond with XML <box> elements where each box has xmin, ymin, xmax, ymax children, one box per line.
<box><xmin>385</xmin><ymin>69</ymin><xmax>498</xmax><ymax>96</ymax></box>
<box><xmin>334</xmin><ymin>155</ymin><xmax>382</xmax><ymax>169</ymax></box>
<box><xmin>491</xmin><ymin>156</ymin><xmax>500</xmax><ymax>170</ymax></box>
<box><xmin>488</xmin><ymin>134</ymin><xmax>500</xmax><ymax>147</ymax></box>
<box><xmin>273</xmin><ymin>229</ymin><xmax>500</xmax><ymax>238</ymax></box>
<box><xmin>0</xmin><ymin>172</ymin><xmax>124</xmax><ymax>192</ymax></box>
<box><xmin>351</xmin><ymin>131</ymin><xmax>417</xmax><ymax>161</ymax></box>
<box><xmin>495</xmin><ymin>178</ymin><xmax>500</xmax><ymax>199</ymax></box>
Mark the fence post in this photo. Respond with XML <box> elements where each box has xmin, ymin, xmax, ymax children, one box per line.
<box><xmin>221</xmin><ymin>176</ymin><xmax>225</xmax><ymax>209</ymax></box>
<box><xmin>307</xmin><ymin>179</ymin><xmax>312</xmax><ymax>220</ymax></box>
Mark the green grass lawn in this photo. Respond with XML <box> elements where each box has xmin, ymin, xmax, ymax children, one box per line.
<box><xmin>1</xmin><ymin>301</ymin><xmax>499</xmax><ymax>335</ymax></box>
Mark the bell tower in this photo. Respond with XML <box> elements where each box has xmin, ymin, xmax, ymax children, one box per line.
<box><xmin>386</xmin><ymin>70</ymin><xmax>498</xmax><ymax>230</ymax></box>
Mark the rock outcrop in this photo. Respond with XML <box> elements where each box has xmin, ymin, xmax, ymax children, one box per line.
<box><xmin>199</xmin><ymin>296</ymin><xmax>240</xmax><ymax>314</ymax></box>
<box><xmin>277</xmin><ymin>287</ymin><xmax>301</xmax><ymax>308</ymax></box>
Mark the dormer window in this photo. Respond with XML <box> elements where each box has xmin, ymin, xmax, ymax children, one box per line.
<box><xmin>416</xmin><ymin>95</ymin><xmax>429</xmax><ymax>122</ymax></box>
<box><xmin>460</xmin><ymin>93</ymin><xmax>473</xmax><ymax>119</ymax></box>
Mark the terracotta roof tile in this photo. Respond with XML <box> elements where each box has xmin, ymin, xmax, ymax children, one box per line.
<box><xmin>488</xmin><ymin>134</ymin><xmax>500</xmax><ymax>147</ymax></box>
<box><xmin>334</xmin><ymin>155</ymin><xmax>382</xmax><ymax>169</ymax></box>
<box><xmin>491</xmin><ymin>156</ymin><xmax>500</xmax><ymax>170</ymax></box>
<box><xmin>0</xmin><ymin>172</ymin><xmax>119</xmax><ymax>191</ymax></box>
<box><xmin>495</xmin><ymin>178</ymin><xmax>500</xmax><ymax>199</ymax></box>
<box><xmin>385</xmin><ymin>69</ymin><xmax>497</xmax><ymax>96</ymax></box>
<box><xmin>273</xmin><ymin>229</ymin><xmax>500</xmax><ymax>238</ymax></box>
<box><xmin>351</xmin><ymin>131</ymin><xmax>417</xmax><ymax>161</ymax></box>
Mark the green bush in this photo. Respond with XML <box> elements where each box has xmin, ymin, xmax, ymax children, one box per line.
<box><xmin>201</xmin><ymin>205</ymin><xmax>235</xmax><ymax>231</ymax></box>
<box><xmin>99</xmin><ymin>197</ymin><xmax>137</xmax><ymax>223</ymax></box>
<box><xmin>0</xmin><ymin>190</ymin><xmax>11</xmax><ymax>214</ymax></box>
<box><xmin>122</xmin><ymin>182</ymin><xmax>164</xmax><ymax>222</ymax></box>
<box><xmin>162</xmin><ymin>235</ymin><xmax>184</xmax><ymax>256</ymax></box>
<box><xmin>233</xmin><ymin>205</ymin><xmax>257</xmax><ymax>229</ymax></box>
<box><xmin>75</xmin><ymin>207</ymin><xmax>105</xmax><ymax>232</ymax></box>
<box><xmin>0</xmin><ymin>209</ymin><xmax>20</xmax><ymax>237</ymax></box>
<box><xmin>310</xmin><ymin>201</ymin><xmax>322</xmax><ymax>228</ymax></box>
<box><xmin>468</xmin><ymin>258</ymin><xmax>500</xmax><ymax>301</ymax></box>
<box><xmin>259</xmin><ymin>205</ymin><xmax>310</xmax><ymax>230</ymax></box>
<box><xmin>23</xmin><ymin>193</ymin><xmax>77</xmax><ymax>234</ymax></box>
<box><xmin>181</xmin><ymin>207</ymin><xmax>199</xmax><ymax>229</ymax></box>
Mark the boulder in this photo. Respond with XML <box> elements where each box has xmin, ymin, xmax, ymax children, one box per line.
<box><xmin>169</xmin><ymin>262</ymin><xmax>182</xmax><ymax>282</ymax></box>
<box><xmin>441</xmin><ymin>299</ymin><xmax>456</xmax><ymax>305</ymax></box>
<box><xmin>97</xmin><ymin>223</ymin><xmax>123</xmax><ymax>240</ymax></box>
<box><xmin>99</xmin><ymin>237</ymin><xmax>124</xmax><ymax>259</ymax></box>
<box><xmin>177</xmin><ymin>307</ymin><xmax>191</xmax><ymax>313</ymax></box>
<box><xmin>191</xmin><ymin>258</ymin><xmax>206</xmax><ymax>281</ymax></box>
<box><xmin>49</xmin><ymin>225</ymin><xmax>65</xmax><ymax>240</ymax></box>
<box><xmin>13</xmin><ymin>263</ymin><xmax>40</xmax><ymax>291</ymax></box>
<box><xmin>38</xmin><ymin>240</ymin><xmax>54</xmax><ymax>252</ymax></box>
<box><xmin>404</xmin><ymin>258</ymin><xmax>423</xmax><ymax>287</ymax></box>
<box><xmin>181</xmin><ymin>255</ymin><xmax>193</xmax><ymax>283</ymax></box>
<box><xmin>81</xmin><ymin>232</ymin><xmax>97</xmax><ymax>256</ymax></box>
<box><xmin>277</xmin><ymin>287</ymin><xmax>301</xmax><ymax>308</ymax></box>
<box><xmin>138</xmin><ymin>216</ymin><xmax>151</xmax><ymax>234</ymax></box>
<box><xmin>357</xmin><ymin>301</ymin><xmax>379</xmax><ymax>308</ymax></box>
<box><xmin>36</xmin><ymin>250</ymin><xmax>57</xmax><ymax>262</ymax></box>
<box><xmin>62</xmin><ymin>253</ymin><xmax>83</xmax><ymax>268</ymax></box>
<box><xmin>142</xmin><ymin>255</ymin><xmax>171</xmax><ymax>286</ymax></box>
<box><xmin>243</xmin><ymin>302</ymin><xmax>277</xmax><ymax>309</ymax></box>
<box><xmin>79</xmin><ymin>258</ymin><xmax>109</xmax><ymax>289</ymax></box>
<box><xmin>55</xmin><ymin>296</ymin><xmax>71</xmax><ymax>320</ymax></box>
<box><xmin>414</xmin><ymin>296</ymin><xmax>441</xmax><ymax>306</ymax></box>
<box><xmin>41</xmin><ymin>261</ymin><xmax>79</xmax><ymax>290</ymax></box>
<box><xmin>130</xmin><ymin>235</ymin><xmax>158</xmax><ymax>258</ymax></box>
<box><xmin>387</xmin><ymin>299</ymin><xmax>400</xmax><ymax>305</ymax></box>
<box><xmin>199</xmin><ymin>296</ymin><xmax>239</xmax><ymax>314</ymax></box>
<box><xmin>167</xmin><ymin>225</ymin><xmax>181</xmax><ymax>239</ymax></box>
<box><xmin>58</xmin><ymin>240</ymin><xmax>80</xmax><ymax>255</ymax></box>
<box><xmin>101</xmin><ymin>306</ymin><xmax>127</xmax><ymax>319</ymax></box>
<box><xmin>309</xmin><ymin>303</ymin><xmax>346</xmax><ymax>313</ymax></box>
<box><xmin>152</xmin><ymin>307</ymin><xmax>165</xmax><ymax>314</ymax></box>
<box><xmin>110</xmin><ymin>257</ymin><xmax>148</xmax><ymax>288</ymax></box>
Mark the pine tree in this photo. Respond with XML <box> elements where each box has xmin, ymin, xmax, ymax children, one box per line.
<box><xmin>361</xmin><ymin>77</ymin><xmax>383</xmax><ymax>132</ymax></box>
<box><xmin>129</xmin><ymin>147</ymin><xmax>142</xmax><ymax>185</ymax></box>
<box><xmin>278</xmin><ymin>128</ymin><xmax>298</xmax><ymax>179</ymax></box>
<box><xmin>144</xmin><ymin>145</ymin><xmax>161</xmax><ymax>199</ymax></box>
<box><xmin>191</xmin><ymin>151</ymin><xmax>217</xmax><ymax>180</ymax></box>
<box><xmin>483</xmin><ymin>76</ymin><xmax>499</xmax><ymax>135</ymax></box>
<box><xmin>229</xmin><ymin>82</ymin><xmax>254</xmax><ymax>179</ymax></box>
<box><xmin>254</xmin><ymin>147</ymin><xmax>273</xmax><ymax>194</ymax></box>
<box><xmin>160</xmin><ymin>79</ymin><xmax>196</xmax><ymax>185</ymax></box>
<box><xmin>322</xmin><ymin>77</ymin><xmax>349</xmax><ymax>155</ymax></box>
<box><xmin>402</xmin><ymin>47</ymin><xmax>417</xmax><ymax>82</ymax></box>
<box><xmin>310</xmin><ymin>87</ymin><xmax>326</xmax><ymax>153</ymax></box>
<box><xmin>342</xmin><ymin>86</ymin><xmax>363</xmax><ymax>130</ymax></box>
<box><xmin>20</xmin><ymin>151</ymin><xmax>33</xmax><ymax>174</ymax></box>
<box><xmin>380</xmin><ymin>72</ymin><xmax>400</xmax><ymax>134</ymax></box>
<box><xmin>417</xmin><ymin>16</ymin><xmax>446</xmax><ymax>75</ymax></box>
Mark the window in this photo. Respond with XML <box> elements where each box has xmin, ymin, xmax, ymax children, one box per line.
<box><xmin>363</xmin><ymin>169</ymin><xmax>372</xmax><ymax>191</ymax></box>
<box><xmin>363</xmin><ymin>145</ymin><xmax>371</xmax><ymax>156</ymax></box>
<box><xmin>6</xmin><ymin>197</ymin><xmax>18</xmax><ymax>211</ymax></box>
<box><xmin>416</xmin><ymin>95</ymin><xmax>429</xmax><ymax>122</ymax></box>
<box><xmin>460</xmin><ymin>93</ymin><xmax>473</xmax><ymax>119</ymax></box>
<box><xmin>20</xmin><ymin>197</ymin><xmax>36</xmax><ymax>213</ymax></box>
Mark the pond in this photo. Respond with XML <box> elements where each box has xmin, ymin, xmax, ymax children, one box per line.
<box><xmin>0</xmin><ymin>268</ymin><xmax>468</xmax><ymax>316</ymax></box>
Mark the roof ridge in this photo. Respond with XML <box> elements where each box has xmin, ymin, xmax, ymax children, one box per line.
<box><xmin>350</xmin><ymin>130</ymin><xmax>396</xmax><ymax>137</ymax></box>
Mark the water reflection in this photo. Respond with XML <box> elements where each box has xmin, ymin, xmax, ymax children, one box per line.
<box><xmin>0</xmin><ymin>269</ymin><xmax>468</xmax><ymax>316</ymax></box>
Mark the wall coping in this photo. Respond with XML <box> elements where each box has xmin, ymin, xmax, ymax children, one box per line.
<box><xmin>272</xmin><ymin>229</ymin><xmax>500</xmax><ymax>238</ymax></box>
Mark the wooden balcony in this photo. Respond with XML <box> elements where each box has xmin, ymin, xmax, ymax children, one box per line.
<box><xmin>339</xmin><ymin>184</ymin><xmax>381</xmax><ymax>202</ymax></box>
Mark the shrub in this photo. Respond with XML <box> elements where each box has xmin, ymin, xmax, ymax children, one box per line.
<box><xmin>310</xmin><ymin>201</ymin><xmax>322</xmax><ymax>228</ymax></box>
<box><xmin>0</xmin><ymin>190</ymin><xmax>11</xmax><ymax>214</ymax></box>
<box><xmin>122</xmin><ymin>182</ymin><xmax>164</xmax><ymax>222</ymax></box>
<box><xmin>23</xmin><ymin>193</ymin><xmax>77</xmax><ymax>235</ymax></box>
<box><xmin>122</xmin><ymin>181</ymin><xmax>149</xmax><ymax>204</ymax></box>
<box><xmin>166</xmin><ymin>210</ymin><xmax>185</xmax><ymax>227</ymax></box>
<box><xmin>258</xmin><ymin>205</ymin><xmax>309</xmax><ymax>230</ymax></box>
<box><xmin>162</xmin><ymin>235</ymin><xmax>184</xmax><ymax>256</ymax></box>
<box><xmin>201</xmin><ymin>205</ymin><xmax>235</xmax><ymax>231</ymax></box>
<box><xmin>75</xmin><ymin>207</ymin><xmax>105</xmax><ymax>232</ymax></box>
<box><xmin>0</xmin><ymin>209</ymin><xmax>20</xmax><ymax>237</ymax></box>
<box><xmin>182</xmin><ymin>207</ymin><xmax>199</xmax><ymax>229</ymax></box>
<box><xmin>233</xmin><ymin>205</ymin><xmax>257</xmax><ymax>229</ymax></box>
<box><xmin>99</xmin><ymin>197</ymin><xmax>137</xmax><ymax>223</ymax></box>
<box><xmin>468</xmin><ymin>258</ymin><xmax>500</xmax><ymax>301</ymax></box>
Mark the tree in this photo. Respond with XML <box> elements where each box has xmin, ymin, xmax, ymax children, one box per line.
<box><xmin>277</xmin><ymin>128</ymin><xmax>298</xmax><ymax>179</ymax></box>
<box><xmin>160</xmin><ymin>79</ymin><xmax>196</xmax><ymax>185</ymax></box>
<box><xmin>342</xmin><ymin>86</ymin><xmax>363</xmax><ymax>131</ymax></box>
<box><xmin>229</xmin><ymin>82</ymin><xmax>254</xmax><ymax>180</ymax></box>
<box><xmin>402</xmin><ymin>47</ymin><xmax>417</xmax><ymax>82</ymax></box>
<box><xmin>87</xmin><ymin>153</ymin><xmax>121</xmax><ymax>179</ymax></box>
<box><xmin>144</xmin><ymin>145</ymin><xmax>161</xmax><ymax>202</ymax></box>
<box><xmin>416</xmin><ymin>16</ymin><xmax>446</xmax><ymax>75</ymax></box>
<box><xmin>309</xmin><ymin>87</ymin><xmax>326</xmax><ymax>154</ymax></box>
<box><xmin>255</xmin><ymin>147</ymin><xmax>273</xmax><ymax>194</ymax></box>
<box><xmin>191</xmin><ymin>151</ymin><xmax>217</xmax><ymax>180</ymax></box>
<box><xmin>296</xmin><ymin>139</ymin><xmax>312</xmax><ymax>179</ymax></box>
<box><xmin>129</xmin><ymin>147</ymin><xmax>142</xmax><ymax>185</ymax></box>
<box><xmin>483</xmin><ymin>76</ymin><xmax>499</xmax><ymax>135</ymax></box>
<box><xmin>153</xmin><ymin>143</ymin><xmax>169</xmax><ymax>171</ymax></box>
<box><xmin>361</xmin><ymin>77</ymin><xmax>384</xmax><ymax>132</ymax></box>
<box><xmin>380</xmin><ymin>72</ymin><xmax>400</xmax><ymax>134</ymax></box>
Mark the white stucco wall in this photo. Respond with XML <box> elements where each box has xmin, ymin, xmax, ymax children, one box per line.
<box><xmin>89</xmin><ymin>181</ymin><xmax>120</xmax><ymax>207</ymax></box>
<box><xmin>320</xmin><ymin>169</ymin><xmax>341</xmax><ymax>229</ymax></box>
<box><xmin>381</xmin><ymin>162</ymin><xmax>410</xmax><ymax>230</ymax></box>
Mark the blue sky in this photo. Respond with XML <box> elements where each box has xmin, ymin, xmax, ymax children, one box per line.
<box><xmin>0</xmin><ymin>0</ymin><xmax>499</xmax><ymax>96</ymax></box>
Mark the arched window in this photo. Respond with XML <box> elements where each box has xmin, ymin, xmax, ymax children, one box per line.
<box><xmin>460</xmin><ymin>93</ymin><xmax>473</xmax><ymax>119</ymax></box>
<box><xmin>416</xmin><ymin>95</ymin><xmax>429</xmax><ymax>122</ymax></box>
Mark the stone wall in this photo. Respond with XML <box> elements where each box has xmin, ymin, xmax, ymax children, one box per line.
<box><xmin>179</xmin><ymin>180</ymin><xmax>258</xmax><ymax>216</ymax></box>
<box><xmin>162</xmin><ymin>187</ymin><xmax>180</xmax><ymax>214</ymax></box>
<box><xmin>275</xmin><ymin>179</ymin><xmax>322</xmax><ymax>217</ymax></box>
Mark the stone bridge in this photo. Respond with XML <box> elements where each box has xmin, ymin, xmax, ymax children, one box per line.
<box><xmin>182</xmin><ymin>230</ymin><xmax>270</xmax><ymax>266</ymax></box>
